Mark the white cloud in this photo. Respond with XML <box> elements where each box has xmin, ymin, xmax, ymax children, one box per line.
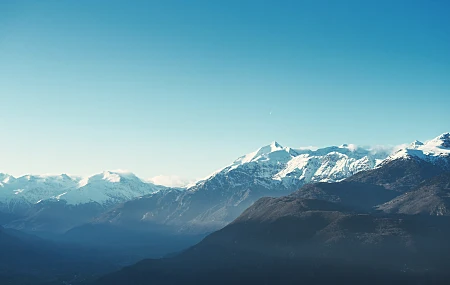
<box><xmin>294</xmin><ymin>143</ymin><xmax>409</xmax><ymax>156</ymax></box>
<box><xmin>368</xmin><ymin>144</ymin><xmax>408</xmax><ymax>155</ymax></box>
<box><xmin>148</xmin><ymin>175</ymin><xmax>195</xmax><ymax>188</ymax></box>
<box><xmin>346</xmin><ymin>144</ymin><xmax>358</xmax><ymax>152</ymax></box>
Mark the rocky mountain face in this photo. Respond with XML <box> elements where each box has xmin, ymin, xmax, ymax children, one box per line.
<box><xmin>207</xmin><ymin>197</ymin><xmax>450</xmax><ymax>271</ymax></box>
<box><xmin>290</xmin><ymin>181</ymin><xmax>399</xmax><ymax>211</ymax></box>
<box><xmin>3</xmin><ymin>132</ymin><xmax>450</xmax><ymax>285</ymax></box>
<box><xmin>378</xmin><ymin>172</ymin><xmax>450</xmax><ymax>216</ymax></box>
<box><xmin>95</xmin><ymin>134</ymin><xmax>450</xmax><ymax>285</ymax></box>
<box><xmin>347</xmin><ymin>157</ymin><xmax>446</xmax><ymax>192</ymax></box>
<box><xmin>96</xmin><ymin>196</ymin><xmax>450</xmax><ymax>285</ymax></box>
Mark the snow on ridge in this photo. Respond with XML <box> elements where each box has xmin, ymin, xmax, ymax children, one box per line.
<box><xmin>76</xmin><ymin>170</ymin><xmax>148</xmax><ymax>188</ymax></box>
<box><xmin>1</xmin><ymin>174</ymin><xmax>14</xmax><ymax>184</ymax></box>
<box><xmin>272</xmin><ymin>149</ymin><xmax>382</xmax><ymax>184</ymax></box>
<box><xmin>187</xmin><ymin>141</ymin><xmax>393</xmax><ymax>191</ymax></box>
<box><xmin>387</xmin><ymin>132</ymin><xmax>450</xmax><ymax>162</ymax></box>
<box><xmin>236</xmin><ymin>141</ymin><xmax>285</xmax><ymax>164</ymax></box>
<box><xmin>0</xmin><ymin>170</ymin><xmax>162</xmax><ymax>207</ymax></box>
<box><xmin>2</xmin><ymin>132</ymin><xmax>448</xmax><ymax>207</ymax></box>
<box><xmin>58</xmin><ymin>170</ymin><xmax>163</xmax><ymax>205</ymax></box>
<box><xmin>102</xmin><ymin>171</ymin><xmax>122</xmax><ymax>183</ymax></box>
<box><xmin>78</xmin><ymin>177</ymin><xmax>90</xmax><ymax>188</ymax></box>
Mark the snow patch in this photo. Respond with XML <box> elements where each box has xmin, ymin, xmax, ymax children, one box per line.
<box><xmin>188</xmin><ymin>140</ymin><xmax>391</xmax><ymax>191</ymax></box>
<box><xmin>385</xmin><ymin>132</ymin><xmax>450</xmax><ymax>165</ymax></box>
<box><xmin>0</xmin><ymin>171</ymin><xmax>162</xmax><ymax>207</ymax></box>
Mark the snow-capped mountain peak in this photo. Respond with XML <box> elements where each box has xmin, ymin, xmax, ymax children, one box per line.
<box><xmin>0</xmin><ymin>173</ymin><xmax>15</xmax><ymax>185</ymax></box>
<box><xmin>77</xmin><ymin>170</ymin><xmax>143</xmax><ymax>188</ymax></box>
<box><xmin>0</xmin><ymin>171</ymin><xmax>164</xmax><ymax>210</ymax></box>
<box><xmin>234</xmin><ymin>141</ymin><xmax>287</xmax><ymax>164</ymax></box>
<box><xmin>56</xmin><ymin>170</ymin><xmax>163</xmax><ymax>205</ymax></box>
<box><xmin>409</xmin><ymin>140</ymin><xmax>424</xmax><ymax>148</ymax></box>
<box><xmin>383</xmin><ymin>132</ymin><xmax>450</xmax><ymax>169</ymax></box>
<box><xmin>429</xmin><ymin>132</ymin><xmax>450</xmax><ymax>148</ymax></box>
<box><xmin>268</xmin><ymin>141</ymin><xmax>283</xmax><ymax>150</ymax></box>
<box><xmin>188</xmin><ymin>141</ymin><xmax>391</xmax><ymax>192</ymax></box>
<box><xmin>389</xmin><ymin>133</ymin><xmax>450</xmax><ymax>158</ymax></box>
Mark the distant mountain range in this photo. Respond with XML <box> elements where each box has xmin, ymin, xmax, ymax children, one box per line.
<box><xmin>1</xmin><ymin>133</ymin><xmax>449</xmax><ymax>235</ymax></box>
<box><xmin>0</xmin><ymin>141</ymin><xmax>388</xmax><ymax>233</ymax></box>
<box><xmin>0</xmin><ymin>141</ymin><xmax>391</xmax><ymax>210</ymax></box>
<box><xmin>0</xmin><ymin>171</ymin><xmax>163</xmax><ymax>210</ymax></box>
<box><xmin>95</xmin><ymin>133</ymin><xmax>450</xmax><ymax>285</ymax></box>
<box><xmin>2</xmin><ymin>132</ymin><xmax>450</xmax><ymax>285</ymax></box>
<box><xmin>67</xmin><ymin>141</ymin><xmax>391</xmax><ymax>236</ymax></box>
<box><xmin>0</xmin><ymin>171</ymin><xmax>164</xmax><ymax>232</ymax></box>
<box><xmin>72</xmin><ymin>133</ymin><xmax>450</xmax><ymax>235</ymax></box>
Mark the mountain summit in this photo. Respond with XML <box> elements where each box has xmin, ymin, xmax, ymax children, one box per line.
<box><xmin>384</xmin><ymin>132</ymin><xmax>450</xmax><ymax>170</ymax></box>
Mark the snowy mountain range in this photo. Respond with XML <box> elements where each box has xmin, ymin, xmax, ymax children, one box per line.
<box><xmin>86</xmin><ymin>141</ymin><xmax>393</xmax><ymax>233</ymax></box>
<box><xmin>0</xmin><ymin>171</ymin><xmax>163</xmax><ymax>214</ymax></box>
<box><xmin>1</xmin><ymin>132</ymin><xmax>449</xmax><ymax>234</ymax></box>
<box><xmin>197</xmin><ymin>141</ymin><xmax>390</xmax><ymax>188</ymax></box>
<box><xmin>0</xmin><ymin>141</ymin><xmax>391</xmax><ymax>212</ymax></box>
<box><xmin>3</xmin><ymin>133</ymin><xmax>450</xmax><ymax>285</ymax></box>
<box><xmin>382</xmin><ymin>132</ymin><xmax>450</xmax><ymax>170</ymax></box>
<box><xmin>94</xmin><ymin>133</ymin><xmax>450</xmax><ymax>285</ymax></box>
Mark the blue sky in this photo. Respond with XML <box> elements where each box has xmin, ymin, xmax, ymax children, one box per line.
<box><xmin>0</xmin><ymin>0</ymin><xmax>449</xmax><ymax>182</ymax></box>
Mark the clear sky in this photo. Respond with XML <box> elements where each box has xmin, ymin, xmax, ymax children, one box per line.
<box><xmin>0</xmin><ymin>0</ymin><xmax>449</xmax><ymax>183</ymax></box>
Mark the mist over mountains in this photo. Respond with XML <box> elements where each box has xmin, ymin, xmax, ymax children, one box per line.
<box><xmin>96</xmin><ymin>133</ymin><xmax>450</xmax><ymax>285</ymax></box>
<box><xmin>1</xmin><ymin>132</ymin><xmax>450</xmax><ymax>284</ymax></box>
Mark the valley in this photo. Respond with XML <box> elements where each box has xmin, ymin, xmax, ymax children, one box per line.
<box><xmin>1</xmin><ymin>132</ymin><xmax>450</xmax><ymax>284</ymax></box>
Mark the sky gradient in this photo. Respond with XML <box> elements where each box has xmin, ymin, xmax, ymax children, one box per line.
<box><xmin>0</xmin><ymin>0</ymin><xmax>449</xmax><ymax>182</ymax></box>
